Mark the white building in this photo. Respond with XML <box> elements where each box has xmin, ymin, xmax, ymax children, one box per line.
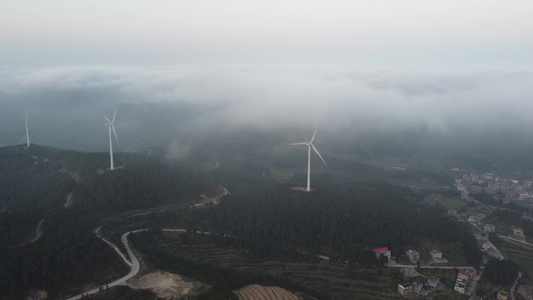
<box><xmin>406</xmin><ymin>249</ymin><xmax>420</xmax><ymax>263</ymax></box>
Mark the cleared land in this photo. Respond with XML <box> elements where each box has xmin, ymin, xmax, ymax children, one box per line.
<box><xmin>126</xmin><ymin>271</ymin><xmax>206</xmax><ymax>299</ymax></box>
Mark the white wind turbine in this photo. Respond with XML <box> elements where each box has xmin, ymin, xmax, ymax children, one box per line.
<box><xmin>104</xmin><ymin>109</ymin><xmax>120</xmax><ymax>170</ymax></box>
<box><xmin>23</xmin><ymin>112</ymin><xmax>30</xmax><ymax>147</ymax></box>
<box><xmin>291</xmin><ymin>128</ymin><xmax>327</xmax><ymax>192</ymax></box>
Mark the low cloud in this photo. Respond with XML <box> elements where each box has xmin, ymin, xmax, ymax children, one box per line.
<box><xmin>1</xmin><ymin>64</ymin><xmax>533</xmax><ymax>135</ymax></box>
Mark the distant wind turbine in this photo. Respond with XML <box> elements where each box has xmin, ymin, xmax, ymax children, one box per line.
<box><xmin>23</xmin><ymin>112</ymin><xmax>30</xmax><ymax>147</ymax></box>
<box><xmin>291</xmin><ymin>128</ymin><xmax>327</xmax><ymax>192</ymax></box>
<box><xmin>104</xmin><ymin>109</ymin><xmax>120</xmax><ymax>170</ymax></box>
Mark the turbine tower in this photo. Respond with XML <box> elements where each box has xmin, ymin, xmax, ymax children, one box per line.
<box><xmin>23</xmin><ymin>112</ymin><xmax>30</xmax><ymax>147</ymax></box>
<box><xmin>104</xmin><ymin>109</ymin><xmax>119</xmax><ymax>170</ymax></box>
<box><xmin>291</xmin><ymin>128</ymin><xmax>327</xmax><ymax>192</ymax></box>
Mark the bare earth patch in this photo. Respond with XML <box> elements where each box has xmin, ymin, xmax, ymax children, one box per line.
<box><xmin>126</xmin><ymin>271</ymin><xmax>207</xmax><ymax>299</ymax></box>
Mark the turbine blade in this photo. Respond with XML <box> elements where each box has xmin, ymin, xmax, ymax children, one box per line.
<box><xmin>312</xmin><ymin>144</ymin><xmax>327</xmax><ymax>166</ymax></box>
<box><xmin>291</xmin><ymin>142</ymin><xmax>308</xmax><ymax>145</ymax></box>
<box><xmin>104</xmin><ymin>116</ymin><xmax>112</xmax><ymax>123</ymax></box>
<box><xmin>310</xmin><ymin>128</ymin><xmax>318</xmax><ymax>143</ymax></box>
<box><xmin>112</xmin><ymin>125</ymin><xmax>120</xmax><ymax>149</ymax></box>
<box><xmin>111</xmin><ymin>109</ymin><xmax>117</xmax><ymax>123</ymax></box>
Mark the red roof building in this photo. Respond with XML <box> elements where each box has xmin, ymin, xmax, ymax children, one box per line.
<box><xmin>373</xmin><ymin>247</ymin><xmax>391</xmax><ymax>259</ymax></box>
<box><xmin>512</xmin><ymin>226</ymin><xmax>524</xmax><ymax>237</ymax></box>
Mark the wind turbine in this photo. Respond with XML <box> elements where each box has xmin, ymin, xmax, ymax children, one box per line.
<box><xmin>291</xmin><ymin>128</ymin><xmax>327</xmax><ymax>192</ymax></box>
<box><xmin>104</xmin><ymin>109</ymin><xmax>119</xmax><ymax>170</ymax></box>
<box><xmin>23</xmin><ymin>112</ymin><xmax>30</xmax><ymax>147</ymax></box>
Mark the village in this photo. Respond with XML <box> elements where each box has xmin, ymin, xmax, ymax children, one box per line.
<box><xmin>382</xmin><ymin>226</ymin><xmax>532</xmax><ymax>299</ymax></box>
<box><xmin>380</xmin><ymin>169</ymin><xmax>533</xmax><ymax>299</ymax></box>
<box><xmin>454</xmin><ymin>170</ymin><xmax>533</xmax><ymax>202</ymax></box>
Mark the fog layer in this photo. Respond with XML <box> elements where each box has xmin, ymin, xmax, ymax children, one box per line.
<box><xmin>0</xmin><ymin>64</ymin><xmax>532</xmax><ymax>152</ymax></box>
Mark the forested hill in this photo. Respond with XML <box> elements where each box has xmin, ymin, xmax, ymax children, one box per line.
<box><xmin>0</xmin><ymin>144</ymin><xmax>224</xmax><ymax>299</ymax></box>
<box><xmin>0</xmin><ymin>143</ymin><xmax>481</xmax><ymax>299</ymax></box>
<box><xmin>0</xmin><ymin>145</ymin><xmax>75</xmax><ymax>244</ymax></box>
<box><xmin>198</xmin><ymin>182</ymin><xmax>481</xmax><ymax>266</ymax></box>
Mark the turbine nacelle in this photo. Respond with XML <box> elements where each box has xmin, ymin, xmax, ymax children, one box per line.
<box><xmin>104</xmin><ymin>109</ymin><xmax>116</xmax><ymax>126</ymax></box>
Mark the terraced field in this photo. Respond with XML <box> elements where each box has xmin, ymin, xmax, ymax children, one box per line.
<box><xmin>235</xmin><ymin>284</ymin><xmax>300</xmax><ymax>300</ymax></box>
<box><xmin>497</xmin><ymin>238</ymin><xmax>533</xmax><ymax>277</ymax></box>
<box><xmin>154</xmin><ymin>232</ymin><xmax>397</xmax><ymax>300</ymax></box>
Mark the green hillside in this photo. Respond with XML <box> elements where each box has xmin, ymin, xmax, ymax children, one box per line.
<box><xmin>0</xmin><ymin>141</ymin><xmax>525</xmax><ymax>299</ymax></box>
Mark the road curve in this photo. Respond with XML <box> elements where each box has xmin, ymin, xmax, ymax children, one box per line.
<box><xmin>65</xmin><ymin>230</ymin><xmax>146</xmax><ymax>300</ymax></box>
<box><xmin>510</xmin><ymin>271</ymin><xmax>522</xmax><ymax>300</ymax></box>
<box><xmin>65</xmin><ymin>186</ymin><xmax>229</xmax><ymax>299</ymax></box>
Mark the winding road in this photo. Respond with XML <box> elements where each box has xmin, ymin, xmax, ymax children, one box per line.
<box><xmin>65</xmin><ymin>185</ymin><xmax>230</xmax><ymax>299</ymax></box>
<box><xmin>66</xmin><ymin>227</ymin><xmax>219</xmax><ymax>300</ymax></box>
<box><xmin>65</xmin><ymin>230</ymin><xmax>145</xmax><ymax>300</ymax></box>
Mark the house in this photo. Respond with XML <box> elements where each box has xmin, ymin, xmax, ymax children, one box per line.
<box><xmin>461</xmin><ymin>192</ymin><xmax>469</xmax><ymax>200</ymax></box>
<box><xmin>406</xmin><ymin>249</ymin><xmax>420</xmax><ymax>263</ymax></box>
<box><xmin>470</xmin><ymin>173</ymin><xmax>479</xmax><ymax>183</ymax></box>
<box><xmin>484</xmin><ymin>223</ymin><xmax>496</xmax><ymax>233</ymax></box>
<box><xmin>454</xmin><ymin>269</ymin><xmax>476</xmax><ymax>295</ymax></box>
<box><xmin>488</xmin><ymin>182</ymin><xmax>501</xmax><ymax>191</ymax></box>
<box><xmin>373</xmin><ymin>247</ymin><xmax>391</xmax><ymax>260</ymax></box>
<box><xmin>457</xmin><ymin>268</ymin><xmax>476</xmax><ymax>280</ymax></box>
<box><xmin>464</xmin><ymin>268</ymin><xmax>476</xmax><ymax>278</ymax></box>
<box><xmin>454</xmin><ymin>279</ymin><xmax>467</xmax><ymax>294</ymax></box>
<box><xmin>519</xmin><ymin>191</ymin><xmax>533</xmax><ymax>200</ymax></box>
<box><xmin>457</xmin><ymin>269</ymin><xmax>475</xmax><ymax>280</ymax></box>
<box><xmin>457</xmin><ymin>270</ymin><xmax>469</xmax><ymax>280</ymax></box>
<box><xmin>468</xmin><ymin>214</ymin><xmax>479</xmax><ymax>223</ymax></box>
<box><xmin>480</xmin><ymin>239</ymin><xmax>491</xmax><ymax>251</ymax></box>
<box><xmin>398</xmin><ymin>282</ymin><xmax>412</xmax><ymax>295</ymax></box>
<box><xmin>448</xmin><ymin>208</ymin><xmax>458</xmax><ymax>216</ymax></box>
<box><xmin>411</xmin><ymin>281</ymin><xmax>424</xmax><ymax>293</ymax></box>
<box><xmin>517</xmin><ymin>285</ymin><xmax>533</xmax><ymax>299</ymax></box>
<box><xmin>497</xmin><ymin>290</ymin><xmax>509</xmax><ymax>300</ymax></box>
<box><xmin>429</xmin><ymin>249</ymin><xmax>442</xmax><ymax>259</ymax></box>
<box><xmin>512</xmin><ymin>226</ymin><xmax>524</xmax><ymax>237</ymax></box>
<box><xmin>469</xmin><ymin>213</ymin><xmax>485</xmax><ymax>224</ymax></box>
<box><xmin>427</xmin><ymin>276</ymin><xmax>440</xmax><ymax>288</ymax></box>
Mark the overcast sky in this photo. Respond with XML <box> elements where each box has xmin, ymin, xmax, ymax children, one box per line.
<box><xmin>1</xmin><ymin>1</ymin><xmax>533</xmax><ymax>137</ymax></box>
<box><xmin>1</xmin><ymin>0</ymin><xmax>533</xmax><ymax>67</ymax></box>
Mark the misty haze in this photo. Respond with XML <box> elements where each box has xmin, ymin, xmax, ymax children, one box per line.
<box><xmin>1</xmin><ymin>1</ymin><xmax>533</xmax><ymax>300</ymax></box>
